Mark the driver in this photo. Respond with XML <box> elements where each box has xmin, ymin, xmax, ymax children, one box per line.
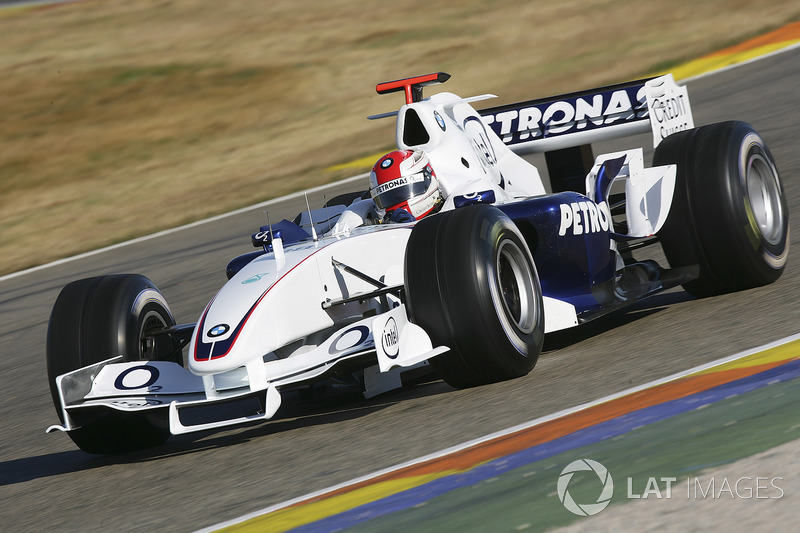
<box><xmin>369</xmin><ymin>150</ymin><xmax>443</xmax><ymax>223</ymax></box>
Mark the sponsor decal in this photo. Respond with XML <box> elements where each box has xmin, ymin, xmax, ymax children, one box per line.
<box><xmin>645</xmin><ymin>75</ymin><xmax>694</xmax><ymax>146</ymax></box>
<box><xmin>381</xmin><ymin>317</ymin><xmax>399</xmax><ymax>359</ymax></box>
<box><xmin>242</xmin><ymin>273</ymin><xmax>269</xmax><ymax>284</ymax></box>
<box><xmin>110</xmin><ymin>399</ymin><xmax>164</xmax><ymax>408</ymax></box>
<box><xmin>329</xmin><ymin>325</ymin><xmax>371</xmax><ymax>355</ymax></box>
<box><xmin>373</xmin><ymin>173</ymin><xmax>425</xmax><ymax>195</ymax></box>
<box><xmin>380</xmin><ymin>157</ymin><xmax>394</xmax><ymax>169</ymax></box>
<box><xmin>434</xmin><ymin>110</ymin><xmax>446</xmax><ymax>131</ymax></box>
<box><xmin>558</xmin><ymin>201</ymin><xmax>611</xmax><ymax>236</ymax></box>
<box><xmin>252</xmin><ymin>231</ymin><xmax>271</xmax><ymax>242</ymax></box>
<box><xmin>464</xmin><ymin>116</ymin><xmax>498</xmax><ymax>172</ymax></box>
<box><xmin>114</xmin><ymin>365</ymin><xmax>162</xmax><ymax>392</ymax></box>
<box><xmin>483</xmin><ymin>84</ymin><xmax>648</xmax><ymax>145</ymax></box>
<box><xmin>454</xmin><ymin>190</ymin><xmax>497</xmax><ymax>208</ymax></box>
<box><xmin>208</xmin><ymin>324</ymin><xmax>230</xmax><ymax>338</ymax></box>
<box><xmin>650</xmin><ymin>94</ymin><xmax>690</xmax><ymax>131</ymax></box>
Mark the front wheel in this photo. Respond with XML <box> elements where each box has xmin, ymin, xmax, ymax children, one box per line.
<box><xmin>46</xmin><ymin>274</ymin><xmax>178</xmax><ymax>454</ymax></box>
<box><xmin>655</xmin><ymin>121</ymin><xmax>789</xmax><ymax>297</ymax></box>
<box><xmin>405</xmin><ymin>205</ymin><xmax>544</xmax><ymax>388</ymax></box>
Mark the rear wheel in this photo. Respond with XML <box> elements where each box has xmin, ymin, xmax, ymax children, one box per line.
<box><xmin>47</xmin><ymin>274</ymin><xmax>178</xmax><ymax>454</ymax></box>
<box><xmin>655</xmin><ymin>121</ymin><xmax>788</xmax><ymax>297</ymax></box>
<box><xmin>405</xmin><ymin>205</ymin><xmax>544</xmax><ymax>388</ymax></box>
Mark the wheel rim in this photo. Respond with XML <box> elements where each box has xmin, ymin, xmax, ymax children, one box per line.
<box><xmin>492</xmin><ymin>238</ymin><xmax>538</xmax><ymax>343</ymax></box>
<box><xmin>139</xmin><ymin>310</ymin><xmax>169</xmax><ymax>360</ymax></box>
<box><xmin>746</xmin><ymin>151</ymin><xmax>784</xmax><ymax>246</ymax></box>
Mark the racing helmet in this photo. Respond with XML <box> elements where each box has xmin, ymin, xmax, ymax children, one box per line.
<box><xmin>369</xmin><ymin>150</ymin><xmax>442</xmax><ymax>219</ymax></box>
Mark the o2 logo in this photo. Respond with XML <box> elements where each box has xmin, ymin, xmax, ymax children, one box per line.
<box><xmin>328</xmin><ymin>325</ymin><xmax>371</xmax><ymax>355</ymax></box>
<box><xmin>114</xmin><ymin>365</ymin><xmax>162</xmax><ymax>392</ymax></box>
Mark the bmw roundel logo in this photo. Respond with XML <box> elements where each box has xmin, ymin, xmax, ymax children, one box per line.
<box><xmin>380</xmin><ymin>157</ymin><xmax>394</xmax><ymax>169</ymax></box>
<box><xmin>434</xmin><ymin>110</ymin><xmax>446</xmax><ymax>131</ymax></box>
<box><xmin>208</xmin><ymin>324</ymin><xmax>230</xmax><ymax>338</ymax></box>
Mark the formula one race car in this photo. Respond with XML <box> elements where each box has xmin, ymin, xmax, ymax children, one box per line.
<box><xmin>46</xmin><ymin>72</ymin><xmax>789</xmax><ymax>453</ymax></box>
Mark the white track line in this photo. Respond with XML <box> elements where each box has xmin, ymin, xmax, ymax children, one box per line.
<box><xmin>196</xmin><ymin>331</ymin><xmax>800</xmax><ymax>532</ymax></box>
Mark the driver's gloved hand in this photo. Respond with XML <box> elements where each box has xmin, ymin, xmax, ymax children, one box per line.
<box><xmin>383</xmin><ymin>208</ymin><xmax>416</xmax><ymax>224</ymax></box>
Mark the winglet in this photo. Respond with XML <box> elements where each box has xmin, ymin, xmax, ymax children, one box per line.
<box><xmin>376</xmin><ymin>72</ymin><xmax>451</xmax><ymax>104</ymax></box>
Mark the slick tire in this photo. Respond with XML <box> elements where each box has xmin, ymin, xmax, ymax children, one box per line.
<box><xmin>46</xmin><ymin>274</ymin><xmax>177</xmax><ymax>454</ymax></box>
<box><xmin>654</xmin><ymin>121</ymin><xmax>789</xmax><ymax>297</ymax></box>
<box><xmin>405</xmin><ymin>205</ymin><xmax>544</xmax><ymax>388</ymax></box>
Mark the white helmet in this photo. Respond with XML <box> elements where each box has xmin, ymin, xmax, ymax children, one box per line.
<box><xmin>369</xmin><ymin>150</ymin><xmax>442</xmax><ymax>219</ymax></box>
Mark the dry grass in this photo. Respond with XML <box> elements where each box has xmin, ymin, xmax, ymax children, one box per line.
<box><xmin>1</xmin><ymin>0</ymin><xmax>798</xmax><ymax>275</ymax></box>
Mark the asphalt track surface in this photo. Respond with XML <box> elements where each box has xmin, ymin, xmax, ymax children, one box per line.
<box><xmin>1</xmin><ymin>49</ymin><xmax>799</xmax><ymax>532</ymax></box>
<box><xmin>243</xmin><ymin>342</ymin><xmax>800</xmax><ymax>532</ymax></box>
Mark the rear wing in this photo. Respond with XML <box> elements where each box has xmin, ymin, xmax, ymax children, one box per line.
<box><xmin>479</xmin><ymin>74</ymin><xmax>694</xmax><ymax>153</ymax></box>
<box><xmin>479</xmin><ymin>74</ymin><xmax>693</xmax><ymax>192</ymax></box>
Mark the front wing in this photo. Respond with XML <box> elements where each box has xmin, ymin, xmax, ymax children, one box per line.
<box><xmin>47</xmin><ymin>305</ymin><xmax>448</xmax><ymax>436</ymax></box>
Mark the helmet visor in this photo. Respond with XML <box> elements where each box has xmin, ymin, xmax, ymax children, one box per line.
<box><xmin>370</xmin><ymin>171</ymin><xmax>431</xmax><ymax>211</ymax></box>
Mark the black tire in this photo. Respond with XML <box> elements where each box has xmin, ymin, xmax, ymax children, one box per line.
<box><xmin>46</xmin><ymin>274</ymin><xmax>177</xmax><ymax>454</ymax></box>
<box><xmin>404</xmin><ymin>205</ymin><xmax>544</xmax><ymax>388</ymax></box>
<box><xmin>655</xmin><ymin>121</ymin><xmax>789</xmax><ymax>297</ymax></box>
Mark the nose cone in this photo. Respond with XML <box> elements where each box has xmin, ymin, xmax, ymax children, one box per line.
<box><xmin>188</xmin><ymin>226</ymin><xmax>414</xmax><ymax>377</ymax></box>
<box><xmin>188</xmin><ymin>249</ymin><xmax>297</xmax><ymax>374</ymax></box>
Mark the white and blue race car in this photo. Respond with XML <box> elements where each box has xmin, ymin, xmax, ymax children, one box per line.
<box><xmin>46</xmin><ymin>73</ymin><xmax>789</xmax><ymax>453</ymax></box>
